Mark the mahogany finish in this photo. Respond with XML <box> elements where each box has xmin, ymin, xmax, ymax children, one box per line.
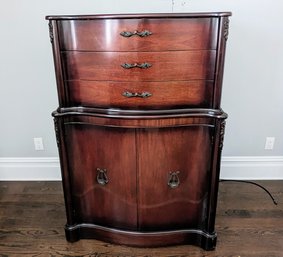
<box><xmin>46</xmin><ymin>12</ymin><xmax>231</xmax><ymax>250</ymax></box>
<box><xmin>62</xmin><ymin>50</ymin><xmax>216</xmax><ymax>81</ymax></box>
<box><xmin>64</xmin><ymin>125</ymin><xmax>137</xmax><ymax>230</ymax></box>
<box><xmin>137</xmin><ymin>126</ymin><xmax>213</xmax><ymax>231</ymax></box>
<box><xmin>66</xmin><ymin>80</ymin><xmax>214</xmax><ymax>109</ymax></box>
<box><xmin>57</xmin><ymin>18</ymin><xmax>218</xmax><ymax>51</ymax></box>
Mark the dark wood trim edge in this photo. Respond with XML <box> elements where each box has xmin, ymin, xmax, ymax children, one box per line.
<box><xmin>206</xmin><ymin>119</ymin><xmax>226</xmax><ymax>234</ymax></box>
<box><xmin>52</xmin><ymin>107</ymin><xmax>228</xmax><ymax>120</ymax></box>
<box><xmin>212</xmin><ymin>16</ymin><xmax>231</xmax><ymax>108</ymax></box>
<box><xmin>46</xmin><ymin>12</ymin><xmax>232</xmax><ymax>20</ymax></box>
<box><xmin>48</xmin><ymin>20</ymin><xmax>67</xmax><ymax>107</ymax></box>
<box><xmin>53</xmin><ymin>117</ymin><xmax>76</xmax><ymax>225</ymax></box>
<box><xmin>65</xmin><ymin>223</ymin><xmax>217</xmax><ymax>250</ymax></box>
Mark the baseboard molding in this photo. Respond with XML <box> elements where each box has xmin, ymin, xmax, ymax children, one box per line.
<box><xmin>0</xmin><ymin>158</ymin><xmax>61</xmax><ymax>181</ymax></box>
<box><xmin>220</xmin><ymin>156</ymin><xmax>283</xmax><ymax>180</ymax></box>
<box><xmin>0</xmin><ymin>156</ymin><xmax>282</xmax><ymax>181</ymax></box>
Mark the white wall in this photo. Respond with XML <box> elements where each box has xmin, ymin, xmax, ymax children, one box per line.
<box><xmin>0</xmin><ymin>0</ymin><xmax>172</xmax><ymax>158</ymax></box>
<box><xmin>0</xmin><ymin>0</ymin><xmax>283</xmax><ymax>179</ymax></box>
<box><xmin>172</xmin><ymin>0</ymin><xmax>283</xmax><ymax>156</ymax></box>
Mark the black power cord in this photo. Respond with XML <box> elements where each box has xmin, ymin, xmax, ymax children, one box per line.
<box><xmin>219</xmin><ymin>179</ymin><xmax>278</xmax><ymax>205</ymax></box>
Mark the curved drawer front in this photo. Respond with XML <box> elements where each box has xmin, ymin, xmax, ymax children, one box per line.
<box><xmin>58</xmin><ymin>18</ymin><xmax>218</xmax><ymax>51</ymax></box>
<box><xmin>66</xmin><ymin>80</ymin><xmax>213</xmax><ymax>109</ymax></box>
<box><xmin>62</xmin><ymin>51</ymin><xmax>216</xmax><ymax>81</ymax></box>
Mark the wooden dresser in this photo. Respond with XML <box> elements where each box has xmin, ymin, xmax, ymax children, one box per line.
<box><xmin>46</xmin><ymin>12</ymin><xmax>231</xmax><ymax>250</ymax></box>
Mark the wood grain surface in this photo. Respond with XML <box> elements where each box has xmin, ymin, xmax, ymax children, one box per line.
<box><xmin>58</xmin><ymin>18</ymin><xmax>218</xmax><ymax>51</ymax></box>
<box><xmin>66</xmin><ymin>80</ymin><xmax>214</xmax><ymax>109</ymax></box>
<box><xmin>137</xmin><ymin>126</ymin><xmax>213</xmax><ymax>231</ymax></box>
<box><xmin>62</xmin><ymin>51</ymin><xmax>216</xmax><ymax>81</ymax></box>
<box><xmin>64</xmin><ymin>125</ymin><xmax>137</xmax><ymax>230</ymax></box>
<box><xmin>0</xmin><ymin>180</ymin><xmax>282</xmax><ymax>256</ymax></box>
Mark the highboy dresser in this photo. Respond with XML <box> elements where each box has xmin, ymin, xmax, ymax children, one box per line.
<box><xmin>46</xmin><ymin>12</ymin><xmax>231</xmax><ymax>250</ymax></box>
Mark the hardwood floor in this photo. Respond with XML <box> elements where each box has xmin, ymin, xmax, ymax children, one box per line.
<box><xmin>0</xmin><ymin>180</ymin><xmax>282</xmax><ymax>256</ymax></box>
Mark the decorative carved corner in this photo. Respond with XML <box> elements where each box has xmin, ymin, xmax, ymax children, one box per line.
<box><xmin>219</xmin><ymin>120</ymin><xmax>226</xmax><ymax>150</ymax></box>
<box><xmin>48</xmin><ymin>21</ymin><xmax>54</xmax><ymax>43</ymax></box>
<box><xmin>223</xmin><ymin>17</ymin><xmax>230</xmax><ymax>41</ymax></box>
<box><xmin>54</xmin><ymin>118</ymin><xmax>60</xmax><ymax>147</ymax></box>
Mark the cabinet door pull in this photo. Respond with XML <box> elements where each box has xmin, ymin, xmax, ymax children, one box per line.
<box><xmin>122</xmin><ymin>91</ymin><xmax>152</xmax><ymax>98</ymax></box>
<box><xmin>168</xmin><ymin>171</ymin><xmax>180</xmax><ymax>189</ymax></box>
<box><xmin>120</xmin><ymin>30</ymin><xmax>152</xmax><ymax>37</ymax></box>
<box><xmin>96</xmin><ymin>168</ymin><xmax>109</xmax><ymax>186</ymax></box>
<box><xmin>121</xmin><ymin>62</ymin><xmax>152</xmax><ymax>69</ymax></box>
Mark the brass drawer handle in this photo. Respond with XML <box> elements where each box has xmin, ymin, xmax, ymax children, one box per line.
<box><xmin>120</xmin><ymin>30</ymin><xmax>152</xmax><ymax>37</ymax></box>
<box><xmin>122</xmin><ymin>91</ymin><xmax>152</xmax><ymax>98</ymax></box>
<box><xmin>96</xmin><ymin>168</ymin><xmax>109</xmax><ymax>186</ymax></box>
<box><xmin>168</xmin><ymin>171</ymin><xmax>180</xmax><ymax>189</ymax></box>
<box><xmin>121</xmin><ymin>62</ymin><xmax>152</xmax><ymax>69</ymax></box>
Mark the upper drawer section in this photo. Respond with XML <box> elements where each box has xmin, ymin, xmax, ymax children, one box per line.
<box><xmin>57</xmin><ymin>18</ymin><xmax>218</xmax><ymax>51</ymax></box>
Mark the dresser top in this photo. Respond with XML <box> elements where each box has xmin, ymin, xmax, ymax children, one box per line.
<box><xmin>46</xmin><ymin>12</ymin><xmax>231</xmax><ymax>20</ymax></box>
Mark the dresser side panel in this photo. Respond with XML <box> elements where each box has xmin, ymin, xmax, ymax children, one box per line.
<box><xmin>48</xmin><ymin>20</ymin><xmax>68</xmax><ymax>107</ymax></box>
<box><xmin>213</xmin><ymin>16</ymin><xmax>230</xmax><ymax>108</ymax></box>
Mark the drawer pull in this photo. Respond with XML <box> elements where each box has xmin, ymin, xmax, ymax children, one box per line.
<box><xmin>121</xmin><ymin>62</ymin><xmax>152</xmax><ymax>69</ymax></box>
<box><xmin>120</xmin><ymin>30</ymin><xmax>152</xmax><ymax>37</ymax></box>
<box><xmin>122</xmin><ymin>91</ymin><xmax>152</xmax><ymax>98</ymax></box>
<box><xmin>96</xmin><ymin>168</ymin><xmax>109</xmax><ymax>186</ymax></box>
<box><xmin>168</xmin><ymin>171</ymin><xmax>180</xmax><ymax>189</ymax></box>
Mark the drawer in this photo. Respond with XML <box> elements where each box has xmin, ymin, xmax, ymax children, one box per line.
<box><xmin>66</xmin><ymin>80</ymin><xmax>213</xmax><ymax>109</ymax></box>
<box><xmin>62</xmin><ymin>51</ymin><xmax>216</xmax><ymax>81</ymax></box>
<box><xmin>58</xmin><ymin>18</ymin><xmax>218</xmax><ymax>51</ymax></box>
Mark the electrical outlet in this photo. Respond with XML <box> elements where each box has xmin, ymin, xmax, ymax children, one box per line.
<box><xmin>34</xmin><ymin>137</ymin><xmax>44</xmax><ymax>151</ymax></box>
<box><xmin>265</xmin><ymin>137</ymin><xmax>275</xmax><ymax>150</ymax></box>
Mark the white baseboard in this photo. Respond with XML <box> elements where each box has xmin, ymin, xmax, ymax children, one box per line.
<box><xmin>0</xmin><ymin>156</ymin><xmax>282</xmax><ymax>181</ymax></box>
<box><xmin>0</xmin><ymin>157</ymin><xmax>61</xmax><ymax>181</ymax></box>
<box><xmin>220</xmin><ymin>156</ymin><xmax>283</xmax><ymax>180</ymax></box>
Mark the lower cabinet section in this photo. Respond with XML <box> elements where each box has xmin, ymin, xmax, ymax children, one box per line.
<box><xmin>54</xmin><ymin>111</ymin><xmax>226</xmax><ymax>250</ymax></box>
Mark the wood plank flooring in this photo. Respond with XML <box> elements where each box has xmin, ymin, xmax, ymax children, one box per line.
<box><xmin>0</xmin><ymin>180</ymin><xmax>282</xmax><ymax>257</ymax></box>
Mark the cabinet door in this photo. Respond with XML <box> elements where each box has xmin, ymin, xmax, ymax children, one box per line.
<box><xmin>137</xmin><ymin>126</ymin><xmax>213</xmax><ymax>231</ymax></box>
<box><xmin>64</xmin><ymin>124</ymin><xmax>137</xmax><ymax>230</ymax></box>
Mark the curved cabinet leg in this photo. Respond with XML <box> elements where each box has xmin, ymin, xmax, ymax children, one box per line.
<box><xmin>65</xmin><ymin>224</ymin><xmax>80</xmax><ymax>242</ymax></box>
